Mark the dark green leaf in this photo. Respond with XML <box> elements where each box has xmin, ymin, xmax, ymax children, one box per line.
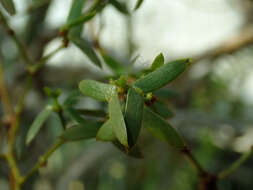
<box><xmin>134</xmin><ymin>59</ymin><xmax>192</xmax><ymax>93</ymax></box>
<box><xmin>113</xmin><ymin>141</ymin><xmax>143</xmax><ymax>159</ymax></box>
<box><xmin>109</xmin><ymin>0</ymin><xmax>128</xmax><ymax>14</ymax></box>
<box><xmin>26</xmin><ymin>105</ymin><xmax>53</xmax><ymax>145</ymax></box>
<box><xmin>125</xmin><ymin>88</ymin><xmax>144</xmax><ymax>147</ymax></box>
<box><xmin>70</xmin><ymin>37</ymin><xmax>102</xmax><ymax>68</ymax></box>
<box><xmin>142</xmin><ymin>107</ymin><xmax>185</xmax><ymax>149</ymax></box>
<box><xmin>61</xmin><ymin>11</ymin><xmax>96</xmax><ymax>33</ymax></box>
<box><xmin>96</xmin><ymin>119</ymin><xmax>116</xmax><ymax>141</ymax></box>
<box><xmin>101</xmin><ymin>51</ymin><xmax>125</xmax><ymax>75</ymax></box>
<box><xmin>63</xmin><ymin>106</ymin><xmax>86</xmax><ymax>124</ymax></box>
<box><xmin>150</xmin><ymin>101</ymin><xmax>174</xmax><ymax>118</ymax></box>
<box><xmin>0</xmin><ymin>0</ymin><xmax>16</xmax><ymax>15</ymax></box>
<box><xmin>154</xmin><ymin>88</ymin><xmax>179</xmax><ymax>99</ymax></box>
<box><xmin>60</xmin><ymin>121</ymin><xmax>102</xmax><ymax>141</ymax></box>
<box><xmin>79</xmin><ymin>79</ymin><xmax>116</xmax><ymax>101</ymax></box>
<box><xmin>67</xmin><ymin>0</ymin><xmax>86</xmax><ymax>37</ymax></box>
<box><xmin>134</xmin><ymin>0</ymin><xmax>144</xmax><ymax>11</ymax></box>
<box><xmin>109</xmin><ymin>92</ymin><xmax>128</xmax><ymax>147</ymax></box>
<box><xmin>77</xmin><ymin>109</ymin><xmax>107</xmax><ymax>118</ymax></box>
<box><xmin>150</xmin><ymin>53</ymin><xmax>164</xmax><ymax>71</ymax></box>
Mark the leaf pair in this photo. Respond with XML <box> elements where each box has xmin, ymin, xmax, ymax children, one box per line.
<box><xmin>79</xmin><ymin>80</ymin><xmax>144</xmax><ymax>149</ymax></box>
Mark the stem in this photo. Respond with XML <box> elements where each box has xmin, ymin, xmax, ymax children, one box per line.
<box><xmin>0</xmin><ymin>11</ymin><xmax>32</xmax><ymax>66</ymax></box>
<box><xmin>28</xmin><ymin>44</ymin><xmax>65</xmax><ymax>74</ymax></box>
<box><xmin>181</xmin><ymin>146</ymin><xmax>207</xmax><ymax>176</ymax></box>
<box><xmin>0</xmin><ymin>55</ymin><xmax>13</xmax><ymax>116</ymax></box>
<box><xmin>218</xmin><ymin>147</ymin><xmax>253</xmax><ymax>179</ymax></box>
<box><xmin>8</xmin><ymin>76</ymin><xmax>32</xmax><ymax>153</ymax></box>
<box><xmin>21</xmin><ymin>139</ymin><xmax>65</xmax><ymax>184</ymax></box>
<box><xmin>4</xmin><ymin>153</ymin><xmax>22</xmax><ymax>190</ymax></box>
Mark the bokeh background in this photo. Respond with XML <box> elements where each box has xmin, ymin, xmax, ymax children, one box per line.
<box><xmin>1</xmin><ymin>0</ymin><xmax>253</xmax><ymax>189</ymax></box>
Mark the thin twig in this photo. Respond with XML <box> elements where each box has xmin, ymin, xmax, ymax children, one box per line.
<box><xmin>181</xmin><ymin>146</ymin><xmax>207</xmax><ymax>177</ymax></box>
<box><xmin>21</xmin><ymin>139</ymin><xmax>65</xmax><ymax>184</ymax></box>
<box><xmin>0</xmin><ymin>11</ymin><xmax>32</xmax><ymax>66</ymax></box>
<box><xmin>218</xmin><ymin>146</ymin><xmax>253</xmax><ymax>179</ymax></box>
<box><xmin>0</xmin><ymin>55</ymin><xmax>13</xmax><ymax>116</ymax></box>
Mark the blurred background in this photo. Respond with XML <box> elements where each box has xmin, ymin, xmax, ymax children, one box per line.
<box><xmin>1</xmin><ymin>0</ymin><xmax>253</xmax><ymax>189</ymax></box>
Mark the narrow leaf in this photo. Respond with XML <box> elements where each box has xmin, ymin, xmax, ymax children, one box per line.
<box><xmin>79</xmin><ymin>79</ymin><xmax>116</xmax><ymax>101</ymax></box>
<box><xmin>134</xmin><ymin>0</ymin><xmax>144</xmax><ymax>11</ymax></box>
<box><xmin>154</xmin><ymin>88</ymin><xmax>179</xmax><ymax>99</ymax></box>
<box><xmin>71</xmin><ymin>37</ymin><xmax>102</xmax><ymax>68</ymax></box>
<box><xmin>101</xmin><ymin>51</ymin><xmax>125</xmax><ymax>75</ymax></box>
<box><xmin>109</xmin><ymin>92</ymin><xmax>128</xmax><ymax>147</ymax></box>
<box><xmin>61</xmin><ymin>11</ymin><xmax>96</xmax><ymax>33</ymax></box>
<box><xmin>77</xmin><ymin>109</ymin><xmax>107</xmax><ymax>118</ymax></box>
<box><xmin>109</xmin><ymin>0</ymin><xmax>128</xmax><ymax>14</ymax></box>
<box><xmin>26</xmin><ymin>105</ymin><xmax>53</xmax><ymax>145</ymax></box>
<box><xmin>142</xmin><ymin>107</ymin><xmax>185</xmax><ymax>149</ymax></box>
<box><xmin>0</xmin><ymin>0</ymin><xmax>16</xmax><ymax>15</ymax></box>
<box><xmin>63</xmin><ymin>106</ymin><xmax>86</xmax><ymax>124</ymax></box>
<box><xmin>150</xmin><ymin>101</ymin><xmax>174</xmax><ymax>118</ymax></box>
<box><xmin>150</xmin><ymin>53</ymin><xmax>164</xmax><ymax>71</ymax></box>
<box><xmin>96</xmin><ymin>119</ymin><xmax>116</xmax><ymax>141</ymax></box>
<box><xmin>67</xmin><ymin>0</ymin><xmax>86</xmax><ymax>37</ymax></box>
<box><xmin>125</xmin><ymin>88</ymin><xmax>144</xmax><ymax>147</ymax></box>
<box><xmin>134</xmin><ymin>59</ymin><xmax>192</xmax><ymax>93</ymax></box>
<box><xmin>60</xmin><ymin>121</ymin><xmax>102</xmax><ymax>141</ymax></box>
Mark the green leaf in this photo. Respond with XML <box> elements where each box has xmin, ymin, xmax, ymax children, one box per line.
<box><xmin>154</xmin><ymin>88</ymin><xmax>179</xmax><ymax>99</ymax></box>
<box><xmin>113</xmin><ymin>141</ymin><xmax>143</xmax><ymax>159</ymax></box>
<box><xmin>67</xmin><ymin>0</ymin><xmax>86</xmax><ymax>37</ymax></box>
<box><xmin>26</xmin><ymin>105</ymin><xmax>53</xmax><ymax>145</ymax></box>
<box><xmin>109</xmin><ymin>0</ymin><xmax>128</xmax><ymax>15</ymax></box>
<box><xmin>150</xmin><ymin>101</ymin><xmax>174</xmax><ymax>118</ymax></box>
<box><xmin>70</xmin><ymin>37</ymin><xmax>102</xmax><ymax>68</ymax></box>
<box><xmin>63</xmin><ymin>91</ymin><xmax>82</xmax><ymax>107</ymax></box>
<box><xmin>60</xmin><ymin>121</ymin><xmax>102</xmax><ymax>141</ymax></box>
<box><xmin>109</xmin><ymin>92</ymin><xmax>128</xmax><ymax>147</ymax></box>
<box><xmin>79</xmin><ymin>79</ymin><xmax>116</xmax><ymax>101</ymax></box>
<box><xmin>96</xmin><ymin>119</ymin><xmax>116</xmax><ymax>141</ymax></box>
<box><xmin>61</xmin><ymin>11</ymin><xmax>96</xmax><ymax>33</ymax></box>
<box><xmin>124</xmin><ymin>88</ymin><xmax>144</xmax><ymax>147</ymax></box>
<box><xmin>77</xmin><ymin>109</ymin><xmax>107</xmax><ymax>118</ymax></box>
<box><xmin>63</xmin><ymin>106</ymin><xmax>86</xmax><ymax>124</ymax></box>
<box><xmin>0</xmin><ymin>0</ymin><xmax>16</xmax><ymax>15</ymax></box>
<box><xmin>150</xmin><ymin>53</ymin><xmax>164</xmax><ymax>71</ymax></box>
<box><xmin>134</xmin><ymin>0</ymin><xmax>144</xmax><ymax>11</ymax></box>
<box><xmin>134</xmin><ymin>59</ymin><xmax>192</xmax><ymax>93</ymax></box>
<box><xmin>101</xmin><ymin>51</ymin><xmax>125</xmax><ymax>75</ymax></box>
<box><xmin>142</xmin><ymin>107</ymin><xmax>185</xmax><ymax>149</ymax></box>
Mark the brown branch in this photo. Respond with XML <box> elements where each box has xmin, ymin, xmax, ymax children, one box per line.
<box><xmin>195</xmin><ymin>27</ymin><xmax>253</xmax><ymax>62</ymax></box>
<box><xmin>0</xmin><ymin>54</ymin><xmax>13</xmax><ymax>117</ymax></box>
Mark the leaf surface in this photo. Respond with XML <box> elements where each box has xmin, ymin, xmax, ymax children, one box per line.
<box><xmin>142</xmin><ymin>107</ymin><xmax>185</xmax><ymax>149</ymax></box>
<box><xmin>71</xmin><ymin>37</ymin><xmax>102</xmax><ymax>68</ymax></box>
<box><xmin>124</xmin><ymin>88</ymin><xmax>144</xmax><ymax>147</ymax></box>
<box><xmin>67</xmin><ymin>0</ymin><xmax>86</xmax><ymax>37</ymax></box>
<box><xmin>109</xmin><ymin>93</ymin><xmax>128</xmax><ymax>147</ymax></box>
<box><xmin>60</xmin><ymin>121</ymin><xmax>102</xmax><ymax>141</ymax></box>
<box><xmin>134</xmin><ymin>59</ymin><xmax>191</xmax><ymax>93</ymax></box>
<box><xmin>79</xmin><ymin>79</ymin><xmax>116</xmax><ymax>101</ymax></box>
<box><xmin>26</xmin><ymin>105</ymin><xmax>53</xmax><ymax>145</ymax></box>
